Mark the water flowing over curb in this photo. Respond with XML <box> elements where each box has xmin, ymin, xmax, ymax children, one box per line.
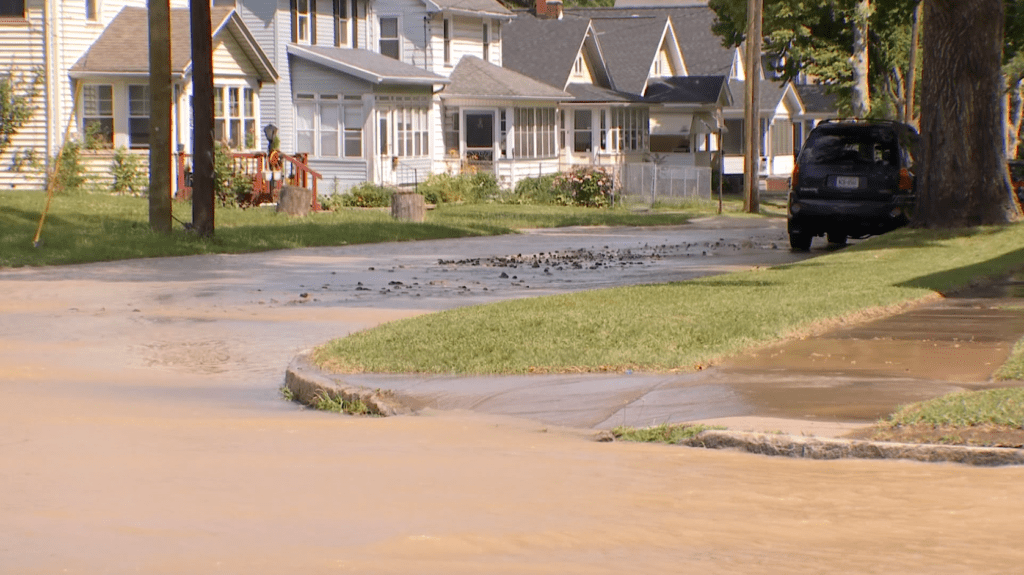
<box><xmin>285</xmin><ymin>352</ymin><xmax>412</xmax><ymax>417</ymax></box>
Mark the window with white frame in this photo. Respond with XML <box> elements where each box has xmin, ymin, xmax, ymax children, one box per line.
<box><xmin>482</xmin><ymin>22</ymin><xmax>490</xmax><ymax>61</ymax></box>
<box><xmin>85</xmin><ymin>0</ymin><xmax>99</xmax><ymax>21</ymax></box>
<box><xmin>572</xmin><ymin>54</ymin><xmax>584</xmax><ymax>79</ymax></box>
<box><xmin>128</xmin><ymin>84</ymin><xmax>149</xmax><ymax>148</ymax></box>
<box><xmin>771</xmin><ymin>119</ymin><xmax>793</xmax><ymax>157</ymax></box>
<box><xmin>380</xmin><ymin>17</ymin><xmax>400</xmax><ymax>60</ymax></box>
<box><xmin>574</xmin><ymin>109</ymin><xmax>592</xmax><ymax>153</ymax></box>
<box><xmin>379</xmin><ymin>96</ymin><xmax>429</xmax><ymax>157</ymax></box>
<box><xmin>293</xmin><ymin>0</ymin><xmax>311</xmax><ymax>44</ymax></box>
<box><xmin>333</xmin><ymin>0</ymin><xmax>348</xmax><ymax>46</ymax></box>
<box><xmin>214</xmin><ymin>86</ymin><xmax>257</xmax><ymax>149</ymax></box>
<box><xmin>82</xmin><ymin>84</ymin><xmax>113</xmax><ymax>147</ymax></box>
<box><xmin>513</xmin><ymin>108</ymin><xmax>556</xmax><ymax>159</ymax></box>
<box><xmin>296</xmin><ymin>93</ymin><xmax>363</xmax><ymax>158</ymax></box>
<box><xmin>610</xmin><ymin>107</ymin><xmax>649</xmax><ymax>152</ymax></box>
<box><xmin>443</xmin><ymin>18</ymin><xmax>452</xmax><ymax>65</ymax></box>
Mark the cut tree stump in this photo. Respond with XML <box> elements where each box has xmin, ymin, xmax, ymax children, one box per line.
<box><xmin>277</xmin><ymin>185</ymin><xmax>312</xmax><ymax>216</ymax></box>
<box><xmin>391</xmin><ymin>191</ymin><xmax>425</xmax><ymax>222</ymax></box>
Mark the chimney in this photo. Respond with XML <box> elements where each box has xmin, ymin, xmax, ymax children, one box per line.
<box><xmin>535</xmin><ymin>0</ymin><xmax>547</xmax><ymax>17</ymax></box>
<box><xmin>549</xmin><ymin>0</ymin><xmax>563</xmax><ymax>19</ymax></box>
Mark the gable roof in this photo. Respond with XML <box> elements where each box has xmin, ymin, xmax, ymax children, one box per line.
<box><xmin>502</xmin><ymin>14</ymin><xmax>599</xmax><ymax>90</ymax></box>
<box><xmin>644</xmin><ymin>75</ymin><xmax>728</xmax><ymax>106</ymax></box>
<box><xmin>565</xmin><ymin>83</ymin><xmax>642</xmax><ymax>103</ymax></box>
<box><xmin>423</xmin><ymin>0</ymin><xmax>513</xmax><ymax>18</ymax></box>
<box><xmin>70</xmin><ymin>6</ymin><xmax>276</xmax><ymax>82</ymax></box>
<box><xmin>580</xmin><ymin>14</ymin><xmax>674</xmax><ymax>95</ymax></box>
<box><xmin>795</xmin><ymin>84</ymin><xmax>840</xmax><ymax>115</ymax></box>
<box><xmin>442</xmin><ymin>56</ymin><xmax>570</xmax><ymax>100</ymax></box>
<box><xmin>287</xmin><ymin>45</ymin><xmax>448</xmax><ymax>85</ymax></box>
<box><xmin>573</xmin><ymin>6</ymin><xmax>735</xmax><ymax>77</ymax></box>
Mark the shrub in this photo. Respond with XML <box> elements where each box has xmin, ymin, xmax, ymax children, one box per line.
<box><xmin>419</xmin><ymin>172</ymin><xmax>498</xmax><ymax>204</ymax></box>
<box><xmin>111</xmin><ymin>146</ymin><xmax>146</xmax><ymax>195</ymax></box>
<box><xmin>51</xmin><ymin>139</ymin><xmax>86</xmax><ymax>194</ymax></box>
<box><xmin>553</xmin><ymin>167</ymin><xmax>616</xmax><ymax>207</ymax></box>
<box><xmin>501</xmin><ymin>173</ymin><xmax>560</xmax><ymax>205</ymax></box>
<box><xmin>321</xmin><ymin>182</ymin><xmax>395</xmax><ymax>209</ymax></box>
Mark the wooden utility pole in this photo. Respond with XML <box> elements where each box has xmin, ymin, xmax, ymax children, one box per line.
<box><xmin>191</xmin><ymin>0</ymin><xmax>215</xmax><ymax>237</ymax></box>
<box><xmin>148</xmin><ymin>0</ymin><xmax>172</xmax><ymax>233</ymax></box>
<box><xmin>743</xmin><ymin>0</ymin><xmax>761</xmax><ymax>213</ymax></box>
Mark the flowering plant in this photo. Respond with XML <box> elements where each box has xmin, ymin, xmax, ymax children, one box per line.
<box><xmin>553</xmin><ymin>167</ymin><xmax>616</xmax><ymax>207</ymax></box>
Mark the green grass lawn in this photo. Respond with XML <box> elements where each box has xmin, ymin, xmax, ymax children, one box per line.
<box><xmin>0</xmin><ymin>190</ymin><xmax>733</xmax><ymax>268</ymax></box>
<box><xmin>314</xmin><ymin>223</ymin><xmax>1024</xmax><ymax>375</ymax></box>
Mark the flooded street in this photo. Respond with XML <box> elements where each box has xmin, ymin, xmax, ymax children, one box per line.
<box><xmin>3</xmin><ymin>221</ymin><xmax>1023</xmax><ymax>574</ymax></box>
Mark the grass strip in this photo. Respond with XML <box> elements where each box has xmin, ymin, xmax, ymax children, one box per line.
<box><xmin>611</xmin><ymin>423</ymin><xmax>722</xmax><ymax>443</ymax></box>
<box><xmin>0</xmin><ymin>190</ymin><xmax>725</xmax><ymax>268</ymax></box>
<box><xmin>314</xmin><ymin>223</ymin><xmax>1024</xmax><ymax>375</ymax></box>
<box><xmin>882</xmin><ymin>388</ymin><xmax>1024</xmax><ymax>429</ymax></box>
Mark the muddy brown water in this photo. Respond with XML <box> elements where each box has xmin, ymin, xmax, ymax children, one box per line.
<box><xmin>3</xmin><ymin>222</ymin><xmax>1023</xmax><ymax>574</ymax></box>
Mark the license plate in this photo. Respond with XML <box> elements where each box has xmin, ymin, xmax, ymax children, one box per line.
<box><xmin>835</xmin><ymin>176</ymin><xmax>860</xmax><ymax>189</ymax></box>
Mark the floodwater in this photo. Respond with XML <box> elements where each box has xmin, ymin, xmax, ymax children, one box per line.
<box><xmin>3</xmin><ymin>222</ymin><xmax>1023</xmax><ymax>574</ymax></box>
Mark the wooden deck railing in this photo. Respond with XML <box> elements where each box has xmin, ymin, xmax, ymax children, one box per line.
<box><xmin>175</xmin><ymin>150</ymin><xmax>322</xmax><ymax>210</ymax></box>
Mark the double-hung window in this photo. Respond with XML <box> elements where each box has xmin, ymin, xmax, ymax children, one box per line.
<box><xmin>332</xmin><ymin>0</ymin><xmax>348</xmax><ymax>46</ymax></box>
<box><xmin>296</xmin><ymin>94</ymin><xmax>363</xmax><ymax>158</ymax></box>
<box><xmin>85</xmin><ymin>0</ymin><xmax>99</xmax><ymax>21</ymax></box>
<box><xmin>293</xmin><ymin>0</ymin><xmax>311</xmax><ymax>44</ymax></box>
<box><xmin>214</xmin><ymin>86</ymin><xmax>257</xmax><ymax>149</ymax></box>
<box><xmin>443</xmin><ymin>18</ymin><xmax>452</xmax><ymax>66</ymax></box>
<box><xmin>482</xmin><ymin>22</ymin><xmax>489</xmax><ymax>61</ymax></box>
<box><xmin>82</xmin><ymin>84</ymin><xmax>113</xmax><ymax>147</ymax></box>
<box><xmin>0</xmin><ymin>0</ymin><xmax>25</xmax><ymax>18</ymax></box>
<box><xmin>610</xmin><ymin>107</ymin><xmax>649</xmax><ymax>152</ymax></box>
<box><xmin>574</xmin><ymin>109</ymin><xmax>592</xmax><ymax>153</ymax></box>
<box><xmin>379</xmin><ymin>17</ymin><xmax>400</xmax><ymax>60</ymax></box>
<box><xmin>128</xmin><ymin>84</ymin><xmax>150</xmax><ymax>148</ymax></box>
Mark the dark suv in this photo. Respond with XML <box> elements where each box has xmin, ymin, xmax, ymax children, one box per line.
<box><xmin>787</xmin><ymin>119</ymin><xmax>920</xmax><ymax>250</ymax></box>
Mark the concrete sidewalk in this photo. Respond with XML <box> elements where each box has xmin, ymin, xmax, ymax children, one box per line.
<box><xmin>286</xmin><ymin>279</ymin><xmax>1024</xmax><ymax>463</ymax></box>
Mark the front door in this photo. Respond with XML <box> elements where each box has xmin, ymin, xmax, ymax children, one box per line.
<box><xmin>464</xmin><ymin>111</ymin><xmax>495</xmax><ymax>173</ymax></box>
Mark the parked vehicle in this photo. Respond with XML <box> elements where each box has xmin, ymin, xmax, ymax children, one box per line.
<box><xmin>787</xmin><ymin>119</ymin><xmax>920</xmax><ymax>251</ymax></box>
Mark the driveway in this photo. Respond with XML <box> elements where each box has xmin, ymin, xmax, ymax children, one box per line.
<box><xmin>3</xmin><ymin>217</ymin><xmax>1023</xmax><ymax>574</ymax></box>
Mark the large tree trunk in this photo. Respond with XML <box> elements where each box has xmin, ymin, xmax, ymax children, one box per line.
<box><xmin>914</xmin><ymin>0</ymin><xmax>1018</xmax><ymax>228</ymax></box>
<box><xmin>851</xmin><ymin>0</ymin><xmax>872</xmax><ymax>117</ymax></box>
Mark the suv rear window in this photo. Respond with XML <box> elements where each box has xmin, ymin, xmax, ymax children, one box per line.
<box><xmin>800</xmin><ymin>127</ymin><xmax>900</xmax><ymax>166</ymax></box>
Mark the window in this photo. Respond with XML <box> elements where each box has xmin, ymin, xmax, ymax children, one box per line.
<box><xmin>128</xmin><ymin>84</ymin><xmax>149</xmax><ymax>148</ymax></box>
<box><xmin>482</xmin><ymin>23</ymin><xmax>489</xmax><ymax>62</ymax></box>
<box><xmin>85</xmin><ymin>0</ymin><xmax>99</xmax><ymax>20</ymax></box>
<box><xmin>771</xmin><ymin>119</ymin><xmax>793</xmax><ymax>157</ymax></box>
<box><xmin>513</xmin><ymin>108</ymin><xmax>556</xmax><ymax>159</ymax></box>
<box><xmin>379</xmin><ymin>97</ymin><xmax>429</xmax><ymax>157</ymax></box>
<box><xmin>610</xmin><ymin>107</ymin><xmax>649</xmax><ymax>152</ymax></box>
<box><xmin>574</xmin><ymin>109</ymin><xmax>592</xmax><ymax>153</ymax></box>
<box><xmin>293</xmin><ymin>0</ymin><xmax>311</xmax><ymax>44</ymax></box>
<box><xmin>296</xmin><ymin>93</ymin><xmax>363</xmax><ymax>158</ymax></box>
<box><xmin>380</xmin><ymin>17</ymin><xmax>399</xmax><ymax>60</ymax></box>
<box><xmin>214</xmin><ymin>86</ymin><xmax>257</xmax><ymax>149</ymax></box>
<box><xmin>0</xmin><ymin>0</ymin><xmax>25</xmax><ymax>18</ymax></box>
<box><xmin>82</xmin><ymin>84</ymin><xmax>113</xmax><ymax>147</ymax></box>
<box><xmin>443</xmin><ymin>18</ymin><xmax>451</xmax><ymax>65</ymax></box>
<box><xmin>333</xmin><ymin>0</ymin><xmax>347</xmax><ymax>47</ymax></box>
<box><xmin>572</xmin><ymin>55</ymin><xmax>584</xmax><ymax>78</ymax></box>
<box><xmin>722</xmin><ymin>119</ymin><xmax>744</xmax><ymax>154</ymax></box>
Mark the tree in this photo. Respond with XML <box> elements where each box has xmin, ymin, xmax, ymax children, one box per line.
<box><xmin>0</xmin><ymin>67</ymin><xmax>41</xmax><ymax>158</ymax></box>
<box><xmin>913</xmin><ymin>0</ymin><xmax>1018</xmax><ymax>228</ymax></box>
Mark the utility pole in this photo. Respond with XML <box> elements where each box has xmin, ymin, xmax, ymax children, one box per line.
<box><xmin>148</xmin><ymin>0</ymin><xmax>172</xmax><ymax>233</ymax></box>
<box><xmin>191</xmin><ymin>0</ymin><xmax>215</xmax><ymax>237</ymax></box>
<box><xmin>743</xmin><ymin>0</ymin><xmax>761</xmax><ymax>213</ymax></box>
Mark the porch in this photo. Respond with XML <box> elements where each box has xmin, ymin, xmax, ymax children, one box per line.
<box><xmin>174</xmin><ymin>151</ymin><xmax>323</xmax><ymax>210</ymax></box>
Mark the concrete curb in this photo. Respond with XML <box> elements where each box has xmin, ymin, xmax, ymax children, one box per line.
<box><xmin>285</xmin><ymin>353</ymin><xmax>1024</xmax><ymax>467</ymax></box>
<box><xmin>681</xmin><ymin>430</ymin><xmax>1024</xmax><ymax>467</ymax></box>
<box><xmin>284</xmin><ymin>351</ymin><xmax>412</xmax><ymax>417</ymax></box>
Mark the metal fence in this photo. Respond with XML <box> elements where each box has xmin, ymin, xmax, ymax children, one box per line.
<box><xmin>617</xmin><ymin>163</ymin><xmax>713</xmax><ymax>206</ymax></box>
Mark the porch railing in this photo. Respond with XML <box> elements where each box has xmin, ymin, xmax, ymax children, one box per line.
<box><xmin>175</xmin><ymin>151</ymin><xmax>322</xmax><ymax>210</ymax></box>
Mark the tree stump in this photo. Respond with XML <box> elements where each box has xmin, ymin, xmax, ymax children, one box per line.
<box><xmin>277</xmin><ymin>184</ymin><xmax>312</xmax><ymax>217</ymax></box>
<box><xmin>391</xmin><ymin>191</ymin><xmax>426</xmax><ymax>222</ymax></box>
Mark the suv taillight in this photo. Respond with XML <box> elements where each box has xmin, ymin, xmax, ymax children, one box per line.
<box><xmin>791</xmin><ymin>164</ymin><xmax>800</xmax><ymax>189</ymax></box>
<box><xmin>899</xmin><ymin>168</ymin><xmax>913</xmax><ymax>191</ymax></box>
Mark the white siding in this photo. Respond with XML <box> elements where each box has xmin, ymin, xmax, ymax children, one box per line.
<box><xmin>289</xmin><ymin>55</ymin><xmax>372</xmax><ymax>94</ymax></box>
<box><xmin>0</xmin><ymin>1</ymin><xmax>47</xmax><ymax>188</ymax></box>
<box><xmin>213</xmin><ymin>35</ymin><xmax>260</xmax><ymax>78</ymax></box>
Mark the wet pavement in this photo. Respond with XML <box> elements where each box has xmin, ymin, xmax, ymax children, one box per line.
<box><xmin>3</xmin><ymin>217</ymin><xmax>1024</xmax><ymax>574</ymax></box>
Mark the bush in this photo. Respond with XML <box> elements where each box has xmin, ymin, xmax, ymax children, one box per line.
<box><xmin>553</xmin><ymin>167</ymin><xmax>616</xmax><ymax>207</ymax></box>
<box><xmin>418</xmin><ymin>172</ymin><xmax>498</xmax><ymax>204</ymax></box>
<box><xmin>51</xmin><ymin>139</ymin><xmax>86</xmax><ymax>194</ymax></box>
<box><xmin>500</xmin><ymin>173</ymin><xmax>560</xmax><ymax>205</ymax></box>
<box><xmin>111</xmin><ymin>146</ymin><xmax>146</xmax><ymax>195</ymax></box>
<box><xmin>321</xmin><ymin>182</ymin><xmax>395</xmax><ymax>209</ymax></box>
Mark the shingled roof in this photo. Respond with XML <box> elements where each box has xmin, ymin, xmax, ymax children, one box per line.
<box><xmin>502</xmin><ymin>14</ymin><xmax>594</xmax><ymax>91</ymax></box>
<box><xmin>795</xmin><ymin>84</ymin><xmax>840</xmax><ymax>115</ymax></box>
<box><xmin>424</xmin><ymin>0</ymin><xmax>513</xmax><ymax>18</ymax></box>
<box><xmin>644</xmin><ymin>75</ymin><xmax>728</xmax><ymax>105</ymax></box>
<box><xmin>442</xmin><ymin>56</ymin><xmax>570</xmax><ymax>100</ymax></box>
<box><xmin>71</xmin><ymin>6</ymin><xmax>275</xmax><ymax>81</ymax></box>
<box><xmin>288</xmin><ymin>45</ymin><xmax>448</xmax><ymax>85</ymax></box>
<box><xmin>581</xmin><ymin>14</ymin><xmax>672</xmax><ymax>95</ymax></box>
